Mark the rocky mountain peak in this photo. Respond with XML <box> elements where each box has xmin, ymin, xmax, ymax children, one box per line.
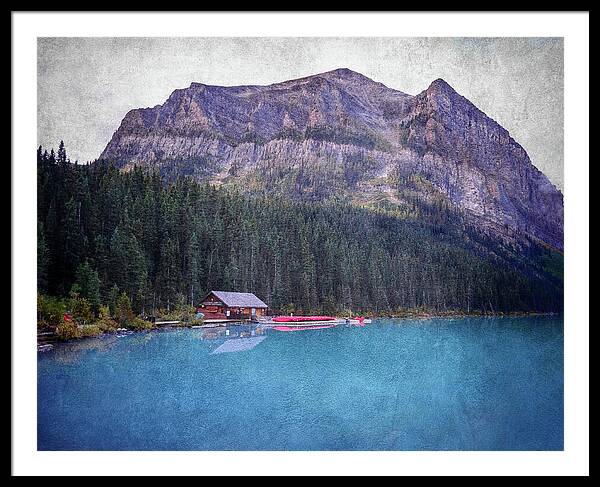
<box><xmin>100</xmin><ymin>69</ymin><xmax>563</xmax><ymax>250</ymax></box>
<box><xmin>427</xmin><ymin>78</ymin><xmax>456</xmax><ymax>94</ymax></box>
<box><xmin>318</xmin><ymin>67</ymin><xmax>374</xmax><ymax>82</ymax></box>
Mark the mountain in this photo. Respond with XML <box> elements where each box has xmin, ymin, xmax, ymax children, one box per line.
<box><xmin>100</xmin><ymin>68</ymin><xmax>563</xmax><ymax>251</ymax></box>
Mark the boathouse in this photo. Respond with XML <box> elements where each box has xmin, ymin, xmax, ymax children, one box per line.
<box><xmin>197</xmin><ymin>291</ymin><xmax>268</xmax><ymax>320</ymax></box>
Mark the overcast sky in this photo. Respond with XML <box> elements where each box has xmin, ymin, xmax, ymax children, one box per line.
<box><xmin>38</xmin><ymin>37</ymin><xmax>563</xmax><ymax>190</ymax></box>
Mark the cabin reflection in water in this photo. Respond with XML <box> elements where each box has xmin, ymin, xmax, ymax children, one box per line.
<box><xmin>199</xmin><ymin>324</ymin><xmax>268</xmax><ymax>354</ymax></box>
<box><xmin>211</xmin><ymin>336</ymin><xmax>266</xmax><ymax>354</ymax></box>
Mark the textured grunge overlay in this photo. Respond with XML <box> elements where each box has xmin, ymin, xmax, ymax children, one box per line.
<box><xmin>37</xmin><ymin>37</ymin><xmax>563</xmax><ymax>190</ymax></box>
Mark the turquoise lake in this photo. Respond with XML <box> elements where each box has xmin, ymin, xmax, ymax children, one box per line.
<box><xmin>37</xmin><ymin>316</ymin><xmax>563</xmax><ymax>451</ymax></box>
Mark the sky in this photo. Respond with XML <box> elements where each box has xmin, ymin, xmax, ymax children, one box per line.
<box><xmin>38</xmin><ymin>37</ymin><xmax>564</xmax><ymax>190</ymax></box>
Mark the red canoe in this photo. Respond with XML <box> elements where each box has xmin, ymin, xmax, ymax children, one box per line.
<box><xmin>272</xmin><ymin>315</ymin><xmax>336</xmax><ymax>323</ymax></box>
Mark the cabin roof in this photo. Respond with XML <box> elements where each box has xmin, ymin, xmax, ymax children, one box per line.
<box><xmin>206</xmin><ymin>291</ymin><xmax>268</xmax><ymax>308</ymax></box>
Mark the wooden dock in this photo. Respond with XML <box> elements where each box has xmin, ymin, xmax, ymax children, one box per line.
<box><xmin>151</xmin><ymin>317</ymin><xmax>372</xmax><ymax>329</ymax></box>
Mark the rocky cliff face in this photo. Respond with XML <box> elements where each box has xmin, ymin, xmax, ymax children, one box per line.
<box><xmin>100</xmin><ymin>68</ymin><xmax>563</xmax><ymax>250</ymax></box>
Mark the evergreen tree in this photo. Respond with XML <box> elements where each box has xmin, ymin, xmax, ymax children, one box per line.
<box><xmin>37</xmin><ymin>222</ymin><xmax>50</xmax><ymax>293</ymax></box>
<box><xmin>108</xmin><ymin>284</ymin><xmax>120</xmax><ymax>317</ymax></box>
<box><xmin>57</xmin><ymin>140</ymin><xmax>67</xmax><ymax>164</ymax></box>
<box><xmin>74</xmin><ymin>261</ymin><xmax>101</xmax><ymax>311</ymax></box>
<box><xmin>63</xmin><ymin>197</ymin><xmax>86</xmax><ymax>283</ymax></box>
<box><xmin>116</xmin><ymin>292</ymin><xmax>134</xmax><ymax>325</ymax></box>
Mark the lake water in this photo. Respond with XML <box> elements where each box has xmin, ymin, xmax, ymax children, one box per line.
<box><xmin>38</xmin><ymin>316</ymin><xmax>563</xmax><ymax>450</ymax></box>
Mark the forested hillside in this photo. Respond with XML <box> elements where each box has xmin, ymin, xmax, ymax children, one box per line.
<box><xmin>101</xmin><ymin>69</ymin><xmax>564</xmax><ymax>251</ymax></box>
<box><xmin>37</xmin><ymin>143</ymin><xmax>562</xmax><ymax>317</ymax></box>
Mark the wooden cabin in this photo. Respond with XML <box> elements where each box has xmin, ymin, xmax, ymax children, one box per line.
<box><xmin>197</xmin><ymin>291</ymin><xmax>268</xmax><ymax>320</ymax></box>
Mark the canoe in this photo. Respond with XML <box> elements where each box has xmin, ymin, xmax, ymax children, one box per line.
<box><xmin>272</xmin><ymin>315</ymin><xmax>336</xmax><ymax>323</ymax></box>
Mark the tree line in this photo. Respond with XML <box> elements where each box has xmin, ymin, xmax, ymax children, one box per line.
<box><xmin>37</xmin><ymin>142</ymin><xmax>563</xmax><ymax>321</ymax></box>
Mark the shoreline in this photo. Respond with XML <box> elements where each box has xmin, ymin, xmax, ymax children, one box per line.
<box><xmin>37</xmin><ymin>311</ymin><xmax>563</xmax><ymax>348</ymax></box>
<box><xmin>373</xmin><ymin>310</ymin><xmax>562</xmax><ymax>319</ymax></box>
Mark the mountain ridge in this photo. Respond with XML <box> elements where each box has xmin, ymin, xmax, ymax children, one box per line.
<box><xmin>100</xmin><ymin>68</ymin><xmax>563</xmax><ymax>251</ymax></box>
